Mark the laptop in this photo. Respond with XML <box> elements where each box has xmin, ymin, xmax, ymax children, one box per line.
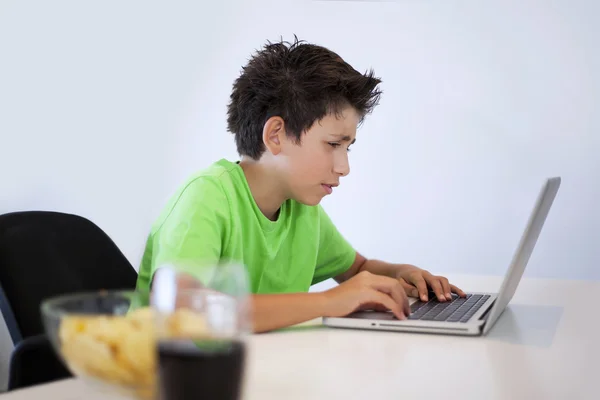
<box><xmin>323</xmin><ymin>177</ymin><xmax>561</xmax><ymax>336</ymax></box>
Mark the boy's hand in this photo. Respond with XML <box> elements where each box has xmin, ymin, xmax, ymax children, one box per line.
<box><xmin>323</xmin><ymin>271</ymin><xmax>410</xmax><ymax>320</ymax></box>
<box><xmin>395</xmin><ymin>265</ymin><xmax>466</xmax><ymax>302</ymax></box>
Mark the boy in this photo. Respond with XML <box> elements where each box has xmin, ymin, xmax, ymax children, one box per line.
<box><xmin>136</xmin><ymin>37</ymin><xmax>466</xmax><ymax>333</ymax></box>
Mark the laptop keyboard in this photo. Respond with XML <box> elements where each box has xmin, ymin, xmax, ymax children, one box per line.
<box><xmin>409</xmin><ymin>293</ymin><xmax>491</xmax><ymax>323</ymax></box>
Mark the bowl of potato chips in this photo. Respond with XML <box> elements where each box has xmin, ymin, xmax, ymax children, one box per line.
<box><xmin>41</xmin><ymin>289</ymin><xmax>210</xmax><ymax>399</ymax></box>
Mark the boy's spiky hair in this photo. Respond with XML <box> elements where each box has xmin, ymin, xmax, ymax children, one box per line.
<box><xmin>227</xmin><ymin>36</ymin><xmax>382</xmax><ymax>159</ymax></box>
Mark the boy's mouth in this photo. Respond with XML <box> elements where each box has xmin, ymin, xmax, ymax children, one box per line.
<box><xmin>321</xmin><ymin>183</ymin><xmax>336</xmax><ymax>195</ymax></box>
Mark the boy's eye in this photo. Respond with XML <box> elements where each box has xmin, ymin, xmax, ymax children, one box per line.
<box><xmin>328</xmin><ymin>142</ymin><xmax>352</xmax><ymax>152</ymax></box>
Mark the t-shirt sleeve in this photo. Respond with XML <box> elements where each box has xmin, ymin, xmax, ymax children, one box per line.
<box><xmin>149</xmin><ymin>177</ymin><xmax>229</xmax><ymax>285</ymax></box>
<box><xmin>312</xmin><ymin>205</ymin><xmax>356</xmax><ymax>285</ymax></box>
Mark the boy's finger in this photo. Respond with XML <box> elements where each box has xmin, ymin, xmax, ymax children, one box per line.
<box><xmin>382</xmin><ymin>283</ymin><xmax>409</xmax><ymax>316</ymax></box>
<box><xmin>371</xmin><ymin>303</ymin><xmax>391</xmax><ymax>312</ymax></box>
<box><xmin>399</xmin><ymin>286</ymin><xmax>411</xmax><ymax>315</ymax></box>
<box><xmin>398</xmin><ymin>278</ymin><xmax>419</xmax><ymax>298</ymax></box>
<box><xmin>428</xmin><ymin>279</ymin><xmax>446</xmax><ymax>302</ymax></box>
<box><xmin>440</xmin><ymin>278</ymin><xmax>452</xmax><ymax>301</ymax></box>
<box><xmin>370</xmin><ymin>276</ymin><xmax>410</xmax><ymax>315</ymax></box>
<box><xmin>410</xmin><ymin>276</ymin><xmax>429</xmax><ymax>302</ymax></box>
<box><xmin>451</xmin><ymin>284</ymin><xmax>467</xmax><ymax>298</ymax></box>
<box><xmin>371</xmin><ymin>290</ymin><xmax>405</xmax><ymax>320</ymax></box>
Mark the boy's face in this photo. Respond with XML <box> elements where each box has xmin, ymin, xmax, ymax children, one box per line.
<box><xmin>278</xmin><ymin>106</ymin><xmax>360</xmax><ymax>206</ymax></box>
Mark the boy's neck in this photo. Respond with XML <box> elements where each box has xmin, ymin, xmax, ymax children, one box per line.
<box><xmin>239</xmin><ymin>158</ymin><xmax>287</xmax><ymax>221</ymax></box>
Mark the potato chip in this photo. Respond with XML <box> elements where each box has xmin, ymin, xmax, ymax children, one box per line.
<box><xmin>128</xmin><ymin>307</ymin><xmax>154</xmax><ymax>324</ymax></box>
<box><xmin>166</xmin><ymin>308</ymin><xmax>208</xmax><ymax>338</ymax></box>
<box><xmin>87</xmin><ymin>317</ymin><xmax>136</xmax><ymax>348</ymax></box>
<box><xmin>58</xmin><ymin>317</ymin><xmax>87</xmax><ymax>343</ymax></box>
<box><xmin>57</xmin><ymin>306</ymin><xmax>209</xmax><ymax>399</ymax></box>
<box><xmin>116</xmin><ymin>327</ymin><xmax>155</xmax><ymax>380</ymax></box>
<box><xmin>62</xmin><ymin>332</ymin><xmax>136</xmax><ymax>384</ymax></box>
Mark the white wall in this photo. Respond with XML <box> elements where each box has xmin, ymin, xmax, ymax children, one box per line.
<box><xmin>1</xmin><ymin>0</ymin><xmax>598</xmax><ymax>389</ymax></box>
<box><xmin>154</xmin><ymin>0</ymin><xmax>600</xmax><ymax>286</ymax></box>
<box><xmin>1</xmin><ymin>0</ymin><xmax>598</xmax><ymax>284</ymax></box>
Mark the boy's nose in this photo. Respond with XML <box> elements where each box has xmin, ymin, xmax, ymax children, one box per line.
<box><xmin>334</xmin><ymin>155</ymin><xmax>350</xmax><ymax>176</ymax></box>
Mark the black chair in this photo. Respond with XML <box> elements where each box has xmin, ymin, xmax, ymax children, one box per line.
<box><xmin>0</xmin><ymin>211</ymin><xmax>138</xmax><ymax>390</ymax></box>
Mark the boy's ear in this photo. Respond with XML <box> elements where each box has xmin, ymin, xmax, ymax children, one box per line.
<box><xmin>262</xmin><ymin>116</ymin><xmax>285</xmax><ymax>155</ymax></box>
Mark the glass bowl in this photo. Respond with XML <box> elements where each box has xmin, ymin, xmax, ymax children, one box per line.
<box><xmin>41</xmin><ymin>290</ymin><xmax>156</xmax><ymax>399</ymax></box>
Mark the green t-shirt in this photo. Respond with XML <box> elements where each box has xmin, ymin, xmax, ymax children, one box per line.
<box><xmin>135</xmin><ymin>159</ymin><xmax>356</xmax><ymax>294</ymax></box>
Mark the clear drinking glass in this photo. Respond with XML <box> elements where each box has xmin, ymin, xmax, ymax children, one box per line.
<box><xmin>151</xmin><ymin>263</ymin><xmax>251</xmax><ymax>400</ymax></box>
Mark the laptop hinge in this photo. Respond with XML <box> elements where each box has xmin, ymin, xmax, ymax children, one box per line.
<box><xmin>479</xmin><ymin>300</ymin><xmax>496</xmax><ymax>321</ymax></box>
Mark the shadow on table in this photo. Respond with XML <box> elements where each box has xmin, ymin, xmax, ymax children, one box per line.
<box><xmin>485</xmin><ymin>304</ymin><xmax>564</xmax><ymax>348</ymax></box>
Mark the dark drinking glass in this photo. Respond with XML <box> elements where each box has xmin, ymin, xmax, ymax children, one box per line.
<box><xmin>151</xmin><ymin>265</ymin><xmax>250</xmax><ymax>400</ymax></box>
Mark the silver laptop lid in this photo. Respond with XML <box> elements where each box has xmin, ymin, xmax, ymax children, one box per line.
<box><xmin>482</xmin><ymin>177</ymin><xmax>561</xmax><ymax>334</ymax></box>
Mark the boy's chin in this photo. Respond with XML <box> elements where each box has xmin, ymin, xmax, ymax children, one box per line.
<box><xmin>293</xmin><ymin>193</ymin><xmax>324</xmax><ymax>207</ymax></box>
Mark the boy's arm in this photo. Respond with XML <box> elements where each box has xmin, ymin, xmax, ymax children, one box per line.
<box><xmin>335</xmin><ymin>252</ymin><xmax>466</xmax><ymax>303</ymax></box>
<box><xmin>252</xmin><ymin>267</ymin><xmax>413</xmax><ymax>332</ymax></box>
<box><xmin>159</xmin><ymin>268</ymin><xmax>411</xmax><ymax>333</ymax></box>
<box><xmin>251</xmin><ymin>293</ymin><xmax>328</xmax><ymax>332</ymax></box>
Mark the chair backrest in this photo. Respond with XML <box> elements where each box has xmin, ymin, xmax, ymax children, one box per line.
<box><xmin>8</xmin><ymin>334</ymin><xmax>72</xmax><ymax>390</ymax></box>
<box><xmin>0</xmin><ymin>211</ymin><xmax>138</xmax><ymax>340</ymax></box>
<box><xmin>0</xmin><ymin>281</ymin><xmax>21</xmax><ymax>344</ymax></box>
